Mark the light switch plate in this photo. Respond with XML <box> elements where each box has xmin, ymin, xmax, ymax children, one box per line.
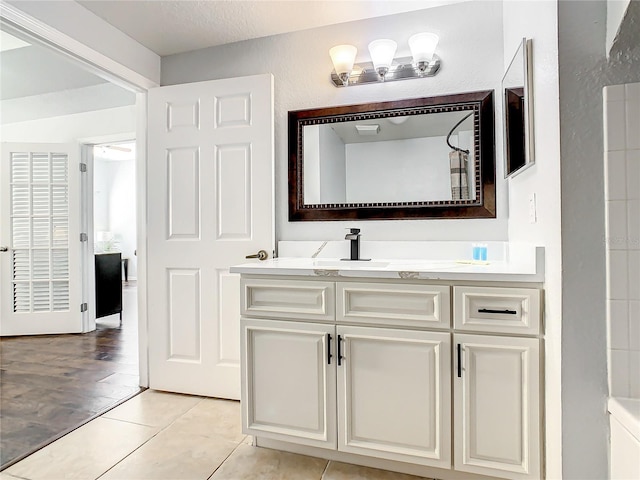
<box><xmin>529</xmin><ymin>193</ymin><xmax>537</xmax><ymax>223</ymax></box>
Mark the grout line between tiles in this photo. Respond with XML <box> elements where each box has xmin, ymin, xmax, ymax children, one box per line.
<box><xmin>205</xmin><ymin>436</ymin><xmax>247</xmax><ymax>480</ymax></box>
<box><xmin>320</xmin><ymin>459</ymin><xmax>331</xmax><ymax>479</ymax></box>
<box><xmin>94</xmin><ymin>425</ymin><xmax>166</xmax><ymax>480</ymax></box>
<box><xmin>2</xmin><ymin>473</ymin><xmax>30</xmax><ymax>480</ymax></box>
<box><xmin>101</xmin><ymin>392</ymin><xmax>206</xmax><ymax>428</ymax></box>
<box><xmin>95</xmin><ymin>397</ymin><xmax>208</xmax><ymax>479</ymax></box>
<box><xmin>99</xmin><ymin>416</ymin><xmax>162</xmax><ymax>429</ymax></box>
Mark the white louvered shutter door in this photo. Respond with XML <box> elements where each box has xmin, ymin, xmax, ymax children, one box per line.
<box><xmin>1</xmin><ymin>144</ymin><xmax>82</xmax><ymax>335</ymax></box>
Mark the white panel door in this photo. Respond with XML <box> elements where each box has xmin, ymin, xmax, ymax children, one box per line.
<box><xmin>337</xmin><ymin>325</ymin><xmax>451</xmax><ymax>468</ymax></box>
<box><xmin>147</xmin><ymin>74</ymin><xmax>274</xmax><ymax>398</ymax></box>
<box><xmin>0</xmin><ymin>143</ymin><xmax>82</xmax><ymax>335</ymax></box>
<box><xmin>454</xmin><ymin>333</ymin><xmax>541</xmax><ymax>480</ymax></box>
<box><xmin>241</xmin><ymin>318</ymin><xmax>336</xmax><ymax>449</ymax></box>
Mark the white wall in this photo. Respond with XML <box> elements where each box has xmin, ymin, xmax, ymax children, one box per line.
<box><xmin>345</xmin><ymin>136</ymin><xmax>452</xmax><ymax>203</ymax></box>
<box><xmin>604</xmin><ymin>83</ymin><xmax>640</xmax><ymax>400</ymax></box>
<box><xmin>161</xmin><ymin>1</ymin><xmax>506</xmax><ymax>241</ymax></box>
<box><xmin>94</xmin><ymin>158</ymin><xmax>138</xmax><ymax>280</ymax></box>
<box><xmin>0</xmin><ymin>106</ymin><xmax>136</xmax><ymax>143</ymax></box>
<box><xmin>0</xmin><ymin>84</ymin><xmax>136</xmax><ymax>124</ymax></box>
<box><xmin>319</xmin><ymin>126</ymin><xmax>346</xmax><ymax>204</ymax></box>
<box><xmin>502</xmin><ymin>2</ymin><xmax>563</xmax><ymax>478</ymax></box>
<box><xmin>93</xmin><ymin>159</ymin><xmax>114</xmax><ymax>232</ymax></box>
<box><xmin>303</xmin><ymin>125</ymin><xmax>321</xmax><ymax>203</ymax></box>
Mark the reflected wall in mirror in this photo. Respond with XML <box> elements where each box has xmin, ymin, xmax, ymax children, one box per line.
<box><xmin>289</xmin><ymin>91</ymin><xmax>495</xmax><ymax>221</ymax></box>
<box><xmin>503</xmin><ymin>38</ymin><xmax>534</xmax><ymax>177</ymax></box>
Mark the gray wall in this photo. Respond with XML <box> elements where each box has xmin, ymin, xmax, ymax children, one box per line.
<box><xmin>161</xmin><ymin>2</ymin><xmax>507</xmax><ymax>242</ymax></box>
<box><xmin>558</xmin><ymin>1</ymin><xmax>640</xmax><ymax>478</ymax></box>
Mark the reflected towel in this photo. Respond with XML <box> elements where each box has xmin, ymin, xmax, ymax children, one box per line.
<box><xmin>449</xmin><ymin>150</ymin><xmax>469</xmax><ymax>200</ymax></box>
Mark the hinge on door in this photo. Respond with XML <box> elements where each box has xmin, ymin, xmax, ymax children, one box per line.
<box><xmin>79</xmin><ymin>163</ymin><xmax>87</xmax><ymax>172</ymax></box>
<box><xmin>80</xmin><ymin>303</ymin><xmax>88</xmax><ymax>312</ymax></box>
<box><xmin>80</xmin><ymin>233</ymin><xmax>88</xmax><ymax>242</ymax></box>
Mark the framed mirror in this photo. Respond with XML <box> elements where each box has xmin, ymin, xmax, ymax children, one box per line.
<box><xmin>503</xmin><ymin>38</ymin><xmax>534</xmax><ymax>177</ymax></box>
<box><xmin>288</xmin><ymin>91</ymin><xmax>495</xmax><ymax>221</ymax></box>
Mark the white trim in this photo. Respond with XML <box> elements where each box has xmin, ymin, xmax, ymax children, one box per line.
<box><xmin>78</xmin><ymin>132</ymin><xmax>137</xmax><ymax>146</ymax></box>
<box><xmin>135</xmin><ymin>93</ymin><xmax>149</xmax><ymax>388</ymax></box>
<box><xmin>0</xmin><ymin>2</ymin><xmax>158</xmax><ymax>91</ymax></box>
<box><xmin>80</xmin><ymin>144</ymin><xmax>96</xmax><ymax>333</ymax></box>
<box><xmin>80</xmin><ymin>133</ymin><xmax>136</xmax><ymax>334</ymax></box>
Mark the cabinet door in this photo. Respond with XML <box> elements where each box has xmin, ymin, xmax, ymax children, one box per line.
<box><xmin>454</xmin><ymin>334</ymin><xmax>540</xmax><ymax>480</ymax></box>
<box><xmin>336</xmin><ymin>325</ymin><xmax>451</xmax><ymax>468</ymax></box>
<box><xmin>241</xmin><ymin>318</ymin><xmax>336</xmax><ymax>449</ymax></box>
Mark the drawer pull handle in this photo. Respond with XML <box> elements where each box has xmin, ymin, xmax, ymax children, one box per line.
<box><xmin>327</xmin><ymin>334</ymin><xmax>332</xmax><ymax>365</ymax></box>
<box><xmin>457</xmin><ymin>344</ymin><xmax>462</xmax><ymax>378</ymax></box>
<box><xmin>478</xmin><ymin>308</ymin><xmax>517</xmax><ymax>315</ymax></box>
<box><xmin>337</xmin><ymin>335</ymin><xmax>343</xmax><ymax>366</ymax></box>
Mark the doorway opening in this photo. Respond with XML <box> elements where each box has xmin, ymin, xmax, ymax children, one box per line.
<box><xmin>0</xmin><ymin>25</ymin><xmax>144</xmax><ymax>469</ymax></box>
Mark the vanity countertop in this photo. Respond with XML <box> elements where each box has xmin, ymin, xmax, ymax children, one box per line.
<box><xmin>232</xmin><ymin>242</ymin><xmax>544</xmax><ymax>282</ymax></box>
<box><xmin>231</xmin><ymin>255</ymin><xmax>543</xmax><ymax>283</ymax></box>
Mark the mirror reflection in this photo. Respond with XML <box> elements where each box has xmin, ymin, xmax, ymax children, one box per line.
<box><xmin>503</xmin><ymin>38</ymin><xmax>534</xmax><ymax>177</ymax></box>
<box><xmin>302</xmin><ymin>111</ymin><xmax>476</xmax><ymax>205</ymax></box>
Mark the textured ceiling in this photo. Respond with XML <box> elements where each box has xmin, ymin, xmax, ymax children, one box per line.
<box><xmin>78</xmin><ymin>0</ymin><xmax>464</xmax><ymax>56</ymax></box>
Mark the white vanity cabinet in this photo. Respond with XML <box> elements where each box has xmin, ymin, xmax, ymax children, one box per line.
<box><xmin>337</xmin><ymin>325</ymin><xmax>451</xmax><ymax>468</ymax></box>
<box><xmin>241</xmin><ymin>318</ymin><xmax>336</xmax><ymax>449</ymax></box>
<box><xmin>452</xmin><ymin>285</ymin><xmax>542</xmax><ymax>480</ymax></box>
<box><xmin>454</xmin><ymin>334</ymin><xmax>541</xmax><ymax>480</ymax></box>
<box><xmin>238</xmin><ymin>275</ymin><xmax>543</xmax><ymax>480</ymax></box>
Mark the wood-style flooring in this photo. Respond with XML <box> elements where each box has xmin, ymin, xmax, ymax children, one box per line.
<box><xmin>0</xmin><ymin>283</ymin><xmax>141</xmax><ymax>469</ymax></box>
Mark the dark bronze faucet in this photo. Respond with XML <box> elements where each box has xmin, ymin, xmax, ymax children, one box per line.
<box><xmin>344</xmin><ymin>228</ymin><xmax>369</xmax><ymax>261</ymax></box>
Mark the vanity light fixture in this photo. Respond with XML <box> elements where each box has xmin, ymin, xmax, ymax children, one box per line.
<box><xmin>408</xmin><ymin>32</ymin><xmax>439</xmax><ymax>72</ymax></box>
<box><xmin>368</xmin><ymin>39</ymin><xmax>397</xmax><ymax>80</ymax></box>
<box><xmin>329</xmin><ymin>44</ymin><xmax>358</xmax><ymax>86</ymax></box>
<box><xmin>329</xmin><ymin>32</ymin><xmax>440</xmax><ymax>87</ymax></box>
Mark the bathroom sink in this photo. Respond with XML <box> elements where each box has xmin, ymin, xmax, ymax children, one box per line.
<box><xmin>313</xmin><ymin>259</ymin><xmax>390</xmax><ymax>268</ymax></box>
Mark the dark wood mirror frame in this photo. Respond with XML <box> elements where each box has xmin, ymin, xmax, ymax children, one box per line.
<box><xmin>288</xmin><ymin>90</ymin><xmax>496</xmax><ymax>221</ymax></box>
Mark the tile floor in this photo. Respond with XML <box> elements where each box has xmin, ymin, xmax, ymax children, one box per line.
<box><xmin>1</xmin><ymin>390</ymin><xmax>432</xmax><ymax>480</ymax></box>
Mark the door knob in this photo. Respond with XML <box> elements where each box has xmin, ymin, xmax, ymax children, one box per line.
<box><xmin>0</xmin><ymin>246</ymin><xmax>8</xmax><ymax>252</ymax></box>
<box><xmin>245</xmin><ymin>250</ymin><xmax>268</xmax><ymax>261</ymax></box>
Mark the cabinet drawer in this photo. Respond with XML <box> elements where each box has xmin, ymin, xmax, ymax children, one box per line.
<box><xmin>454</xmin><ymin>286</ymin><xmax>542</xmax><ymax>335</ymax></box>
<box><xmin>241</xmin><ymin>279</ymin><xmax>335</xmax><ymax>321</ymax></box>
<box><xmin>337</xmin><ymin>282</ymin><xmax>450</xmax><ymax>329</ymax></box>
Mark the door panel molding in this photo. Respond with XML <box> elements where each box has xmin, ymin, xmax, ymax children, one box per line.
<box><xmin>147</xmin><ymin>74</ymin><xmax>274</xmax><ymax>398</ymax></box>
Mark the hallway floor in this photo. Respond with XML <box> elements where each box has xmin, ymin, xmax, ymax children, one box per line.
<box><xmin>1</xmin><ymin>389</ymin><xmax>433</xmax><ymax>480</ymax></box>
<box><xmin>0</xmin><ymin>283</ymin><xmax>140</xmax><ymax>468</ymax></box>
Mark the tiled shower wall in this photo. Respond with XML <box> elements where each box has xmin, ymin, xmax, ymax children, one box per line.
<box><xmin>604</xmin><ymin>83</ymin><xmax>640</xmax><ymax>399</ymax></box>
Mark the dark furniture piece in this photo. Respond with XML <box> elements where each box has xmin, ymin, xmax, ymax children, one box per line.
<box><xmin>95</xmin><ymin>252</ymin><xmax>122</xmax><ymax>322</ymax></box>
<box><xmin>121</xmin><ymin>257</ymin><xmax>129</xmax><ymax>282</ymax></box>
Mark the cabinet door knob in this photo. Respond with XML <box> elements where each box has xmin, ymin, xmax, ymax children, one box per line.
<box><xmin>245</xmin><ymin>250</ymin><xmax>268</xmax><ymax>261</ymax></box>
<box><xmin>457</xmin><ymin>344</ymin><xmax>462</xmax><ymax>377</ymax></box>
<box><xmin>327</xmin><ymin>334</ymin><xmax>332</xmax><ymax>365</ymax></box>
<box><xmin>337</xmin><ymin>335</ymin><xmax>343</xmax><ymax>366</ymax></box>
<box><xmin>0</xmin><ymin>246</ymin><xmax>8</xmax><ymax>252</ymax></box>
